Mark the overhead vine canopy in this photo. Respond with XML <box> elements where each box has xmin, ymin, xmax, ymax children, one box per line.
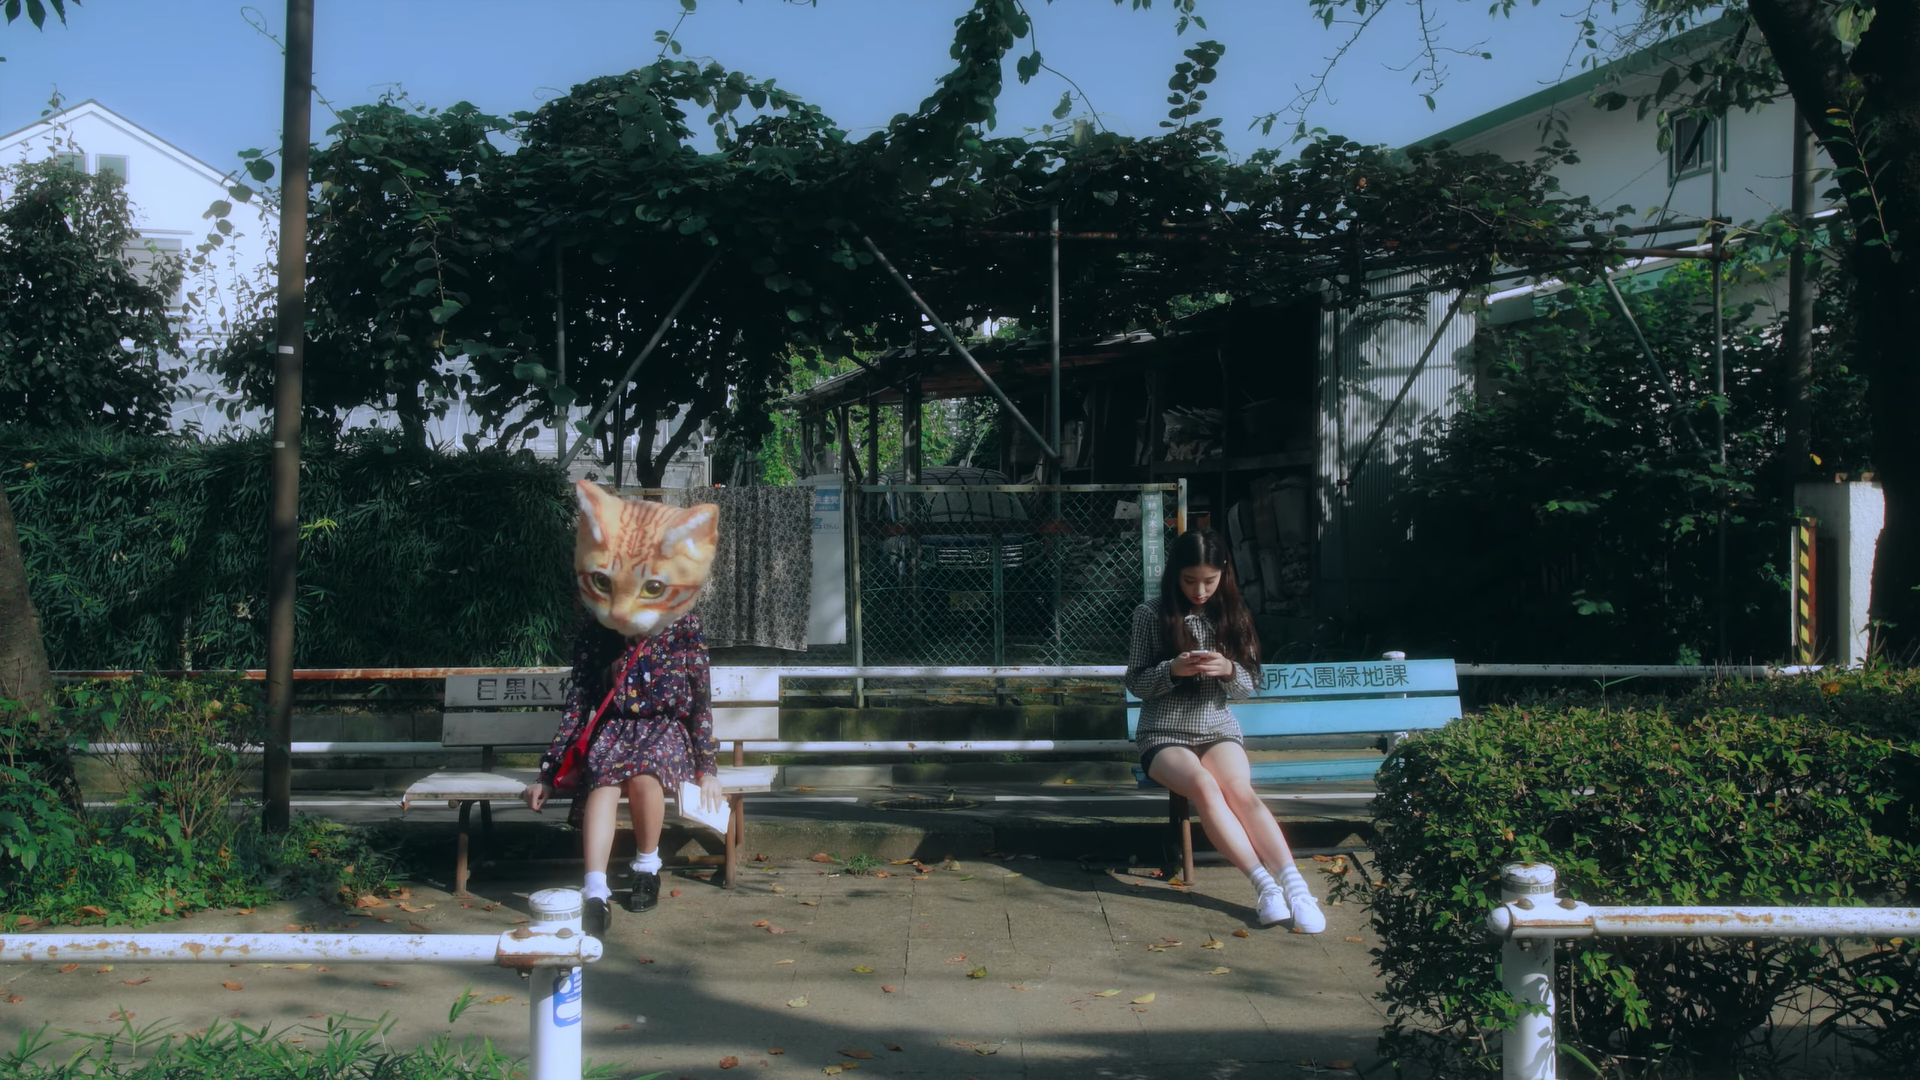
<box><xmin>206</xmin><ymin>0</ymin><xmax>1613</xmax><ymax>475</ymax></box>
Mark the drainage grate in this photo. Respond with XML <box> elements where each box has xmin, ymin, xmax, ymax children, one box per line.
<box><xmin>869</xmin><ymin>794</ymin><xmax>982</xmax><ymax>812</ymax></box>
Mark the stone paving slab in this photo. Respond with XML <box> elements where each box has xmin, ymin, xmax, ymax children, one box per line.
<box><xmin>0</xmin><ymin>856</ymin><xmax>1386</xmax><ymax>1078</ymax></box>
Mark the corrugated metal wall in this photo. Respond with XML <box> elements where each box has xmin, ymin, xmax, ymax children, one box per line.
<box><xmin>1316</xmin><ymin>273</ymin><xmax>1480</xmax><ymax>621</ymax></box>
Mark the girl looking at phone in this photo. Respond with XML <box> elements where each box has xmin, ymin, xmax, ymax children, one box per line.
<box><xmin>1123</xmin><ymin>528</ymin><xmax>1324</xmax><ymax>932</ymax></box>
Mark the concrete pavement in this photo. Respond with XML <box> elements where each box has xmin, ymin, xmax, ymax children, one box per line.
<box><xmin>0</xmin><ymin>852</ymin><xmax>1388</xmax><ymax>1078</ymax></box>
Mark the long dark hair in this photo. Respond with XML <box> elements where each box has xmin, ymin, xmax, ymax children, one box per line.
<box><xmin>1155</xmin><ymin>528</ymin><xmax>1262</xmax><ymax>672</ymax></box>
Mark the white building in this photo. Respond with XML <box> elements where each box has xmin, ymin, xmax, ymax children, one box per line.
<box><xmin>1318</xmin><ymin>18</ymin><xmax>1834</xmax><ymax>616</ymax></box>
<box><xmin>0</xmin><ymin>98</ymin><xmax>277</xmax><ymax>433</ymax></box>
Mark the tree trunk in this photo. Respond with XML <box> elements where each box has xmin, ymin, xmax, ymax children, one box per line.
<box><xmin>0</xmin><ymin>483</ymin><xmax>82</xmax><ymax>812</ymax></box>
<box><xmin>1748</xmin><ymin>0</ymin><xmax>1920</xmax><ymax>656</ymax></box>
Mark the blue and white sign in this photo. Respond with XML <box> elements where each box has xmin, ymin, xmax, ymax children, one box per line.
<box><xmin>551</xmin><ymin>969</ymin><xmax>582</xmax><ymax>1027</ymax></box>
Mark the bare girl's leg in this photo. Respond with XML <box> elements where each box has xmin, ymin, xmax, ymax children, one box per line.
<box><xmin>1198</xmin><ymin>741</ymin><xmax>1297</xmax><ymax>873</ymax></box>
<box><xmin>581</xmin><ymin>784</ymin><xmax>623</xmax><ymax>875</ymax></box>
<box><xmin>624</xmin><ymin>773</ymin><xmax>666</xmax><ymax>853</ymax></box>
<box><xmin>1146</xmin><ymin>745</ymin><xmax>1262</xmax><ymax>875</ymax></box>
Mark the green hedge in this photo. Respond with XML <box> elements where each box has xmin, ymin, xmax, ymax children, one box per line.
<box><xmin>3</xmin><ymin>428</ymin><xmax>574</xmax><ymax>670</ymax></box>
<box><xmin>1346</xmin><ymin>671</ymin><xmax>1920</xmax><ymax>1077</ymax></box>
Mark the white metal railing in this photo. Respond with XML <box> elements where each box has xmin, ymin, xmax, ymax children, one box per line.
<box><xmin>1485</xmin><ymin>863</ymin><xmax>1920</xmax><ymax>1080</ymax></box>
<box><xmin>0</xmin><ymin>889</ymin><xmax>601</xmax><ymax>1080</ymax></box>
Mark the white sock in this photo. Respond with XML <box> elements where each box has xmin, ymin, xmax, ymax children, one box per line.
<box><xmin>583</xmin><ymin>871</ymin><xmax>610</xmax><ymax>902</ymax></box>
<box><xmin>1248</xmin><ymin>866</ymin><xmax>1277</xmax><ymax>896</ymax></box>
<box><xmin>631</xmin><ymin>849</ymin><xmax>662</xmax><ymax>875</ymax></box>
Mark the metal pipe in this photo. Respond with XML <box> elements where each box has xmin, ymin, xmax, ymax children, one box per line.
<box><xmin>527</xmin><ymin>889</ymin><xmax>585</xmax><ymax>1078</ymax></box>
<box><xmin>714</xmin><ymin>739</ymin><xmax>1138</xmax><ymax>754</ymax></box>
<box><xmin>859</xmin><ymin>233</ymin><xmax>1058</xmax><ymax>459</ymax></box>
<box><xmin>963</xmin><ymin>229</ymin><xmax>1731</xmax><ymax>261</ymax></box>
<box><xmin>0</xmin><ymin>930</ymin><xmax>601</xmax><ymax>968</ymax></box>
<box><xmin>1599</xmin><ymin>272</ymin><xmax>1707</xmax><ymax>453</ymax></box>
<box><xmin>1454</xmin><ymin>663</ymin><xmax>1785</xmax><ymax>678</ymax></box>
<box><xmin>85</xmin><ymin>742</ymin><xmax>447</xmax><ymax>756</ymax></box>
<box><xmin>263</xmin><ymin>0</ymin><xmax>315</xmax><ymax>835</ymax></box>
<box><xmin>1491</xmin><ymin>901</ymin><xmax>1920</xmax><ymax>941</ymax></box>
<box><xmin>1050</xmin><ymin>204</ymin><xmax>1062</xmax><ymax>479</ymax></box>
<box><xmin>558</xmin><ymin>247</ymin><xmax>723</xmax><ymax>470</ymax></box>
<box><xmin>1712</xmin><ymin>106</ymin><xmax>1727</xmax><ymax>661</ymax></box>
<box><xmin>1500</xmin><ymin>863</ymin><xmax>1559</xmax><ymax>1080</ymax></box>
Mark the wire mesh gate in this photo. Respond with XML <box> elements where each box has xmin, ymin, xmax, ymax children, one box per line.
<box><xmin>848</xmin><ymin>483</ymin><xmax>1184</xmax><ymax>666</ymax></box>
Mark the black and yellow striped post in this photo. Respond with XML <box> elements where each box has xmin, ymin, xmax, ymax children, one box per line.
<box><xmin>1792</xmin><ymin>517</ymin><xmax>1820</xmax><ymax>665</ymax></box>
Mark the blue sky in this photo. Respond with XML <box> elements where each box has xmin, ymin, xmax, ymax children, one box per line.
<box><xmin>0</xmin><ymin>0</ymin><xmax>1628</xmax><ymax>173</ymax></box>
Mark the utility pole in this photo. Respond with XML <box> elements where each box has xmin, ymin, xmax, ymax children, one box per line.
<box><xmin>1783</xmin><ymin>109</ymin><xmax>1818</xmax><ymax>496</ymax></box>
<box><xmin>263</xmin><ymin>0</ymin><xmax>313</xmax><ymax>834</ymax></box>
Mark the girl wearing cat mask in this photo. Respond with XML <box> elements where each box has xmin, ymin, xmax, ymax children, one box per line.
<box><xmin>524</xmin><ymin>480</ymin><xmax>724</xmax><ymax>938</ymax></box>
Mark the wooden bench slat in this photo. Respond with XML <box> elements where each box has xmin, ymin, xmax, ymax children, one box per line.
<box><xmin>1126</xmin><ymin>695</ymin><xmax>1461</xmax><ymax>738</ymax></box>
<box><xmin>1134</xmin><ymin>756</ymin><xmax>1388</xmax><ymax>789</ymax></box>
<box><xmin>402</xmin><ymin>764</ymin><xmax>779</xmax><ymax>806</ymax></box>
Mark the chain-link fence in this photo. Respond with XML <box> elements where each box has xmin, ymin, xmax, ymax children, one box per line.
<box><xmin>850</xmin><ymin>482</ymin><xmax>1183</xmax><ymax>666</ymax></box>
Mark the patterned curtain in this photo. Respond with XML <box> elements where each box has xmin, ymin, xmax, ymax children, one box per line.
<box><xmin>658</xmin><ymin>486</ymin><xmax>814</xmax><ymax>651</ymax></box>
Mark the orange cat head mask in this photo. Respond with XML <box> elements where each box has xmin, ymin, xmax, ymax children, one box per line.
<box><xmin>573</xmin><ymin>480</ymin><xmax>719</xmax><ymax>638</ymax></box>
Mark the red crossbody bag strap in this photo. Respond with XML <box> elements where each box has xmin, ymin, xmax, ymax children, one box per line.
<box><xmin>552</xmin><ymin>641</ymin><xmax>643</xmax><ymax>792</ymax></box>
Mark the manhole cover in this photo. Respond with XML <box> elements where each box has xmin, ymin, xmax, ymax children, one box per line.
<box><xmin>870</xmin><ymin>794</ymin><xmax>981</xmax><ymax>812</ymax></box>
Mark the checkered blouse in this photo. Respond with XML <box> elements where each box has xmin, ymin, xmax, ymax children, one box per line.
<box><xmin>1124</xmin><ymin>599</ymin><xmax>1254</xmax><ymax>753</ymax></box>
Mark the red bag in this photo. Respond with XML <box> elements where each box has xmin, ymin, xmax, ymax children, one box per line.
<box><xmin>549</xmin><ymin>643</ymin><xmax>643</xmax><ymax>795</ymax></box>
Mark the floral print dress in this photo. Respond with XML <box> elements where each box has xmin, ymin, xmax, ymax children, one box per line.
<box><xmin>538</xmin><ymin>613</ymin><xmax>719</xmax><ymax>825</ymax></box>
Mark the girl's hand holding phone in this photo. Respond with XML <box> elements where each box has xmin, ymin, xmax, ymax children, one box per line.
<box><xmin>1174</xmin><ymin>650</ymin><xmax>1233</xmax><ymax>679</ymax></box>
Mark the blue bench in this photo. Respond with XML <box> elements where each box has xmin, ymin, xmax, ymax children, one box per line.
<box><xmin>1127</xmin><ymin>657</ymin><xmax>1461</xmax><ymax>882</ymax></box>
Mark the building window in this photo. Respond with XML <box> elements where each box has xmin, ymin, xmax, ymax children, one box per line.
<box><xmin>96</xmin><ymin>155</ymin><xmax>128</xmax><ymax>182</ymax></box>
<box><xmin>1669</xmin><ymin>115</ymin><xmax>1720</xmax><ymax>181</ymax></box>
<box><xmin>52</xmin><ymin>152</ymin><xmax>85</xmax><ymax>173</ymax></box>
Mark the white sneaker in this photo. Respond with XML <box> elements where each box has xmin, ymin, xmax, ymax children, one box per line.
<box><xmin>1255</xmin><ymin>885</ymin><xmax>1290</xmax><ymax>926</ymax></box>
<box><xmin>1280</xmin><ymin>867</ymin><xmax>1326</xmax><ymax>934</ymax></box>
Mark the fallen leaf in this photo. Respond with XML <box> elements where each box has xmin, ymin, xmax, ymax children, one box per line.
<box><xmin>77</xmin><ymin>905</ymin><xmax>108</xmax><ymax>917</ymax></box>
<box><xmin>968</xmin><ymin>967</ymin><xmax>988</xmax><ymax>979</ymax></box>
<box><xmin>486</xmin><ymin>995</ymin><xmax>514</xmax><ymax>1004</ymax></box>
<box><xmin>719</xmin><ymin>1056</ymin><xmax>740</xmax><ymax>1069</ymax></box>
<box><xmin>354</xmin><ymin>896</ymin><xmax>388</xmax><ymax>909</ymax></box>
<box><xmin>2</xmin><ymin>995</ymin><xmax>20</xmax><ymax>1004</ymax></box>
<box><xmin>1202</xmin><ymin>939</ymin><xmax>1224</xmax><ymax>949</ymax></box>
<box><xmin>852</xmin><ymin>965</ymin><xmax>874</xmax><ymax>974</ymax></box>
<box><xmin>58</xmin><ymin>964</ymin><xmax>79</xmax><ymax>974</ymax></box>
<box><xmin>508</xmin><ymin>917</ymin><xmax>528</xmax><ymax>925</ymax></box>
<box><xmin>786</xmin><ymin>996</ymin><xmax>809</xmax><ymax>1008</ymax></box>
<box><xmin>1312</xmin><ymin>854</ymin><xmax>1334</xmax><ymax>862</ymax></box>
<box><xmin>1091</xmin><ymin>989</ymin><xmax>1120</xmax><ymax>997</ymax></box>
<box><xmin>1231</xmin><ymin>929</ymin><xmax>1251</xmax><ymax>938</ymax></box>
<box><xmin>221</xmin><ymin>981</ymin><xmax>243</xmax><ymax>991</ymax></box>
<box><xmin>823</xmin><ymin>1067</ymin><xmax>843</xmax><ymax>1077</ymax></box>
<box><xmin>886</xmin><ymin>1043</ymin><xmax>903</xmax><ymax>1051</ymax></box>
<box><xmin>958</xmin><ymin>875</ymin><xmax>975</xmax><ymax>881</ymax></box>
<box><xmin>799</xmin><ymin>900</ymin><xmax>818</xmax><ymax>907</ymax></box>
<box><xmin>613</xmin><ymin>1024</ymin><xmax>631</xmax><ymax>1031</ymax></box>
<box><xmin>1345</xmin><ymin>937</ymin><xmax>1365</xmax><ymax>944</ymax></box>
<box><xmin>1206</xmin><ymin>966</ymin><xmax>1231</xmax><ymax>976</ymax></box>
<box><xmin>753</xmin><ymin>920</ymin><xmax>771</xmax><ymax>928</ymax></box>
<box><xmin>635</xmin><ymin>957</ymin><xmax>656</xmax><ymax>965</ymax></box>
<box><xmin>1011</xmin><ymin>985</ymin><xmax>1030</xmax><ymax>991</ymax></box>
<box><xmin>810</xmin><ymin>853</ymin><xmax>834</xmax><ymax>863</ymax></box>
<box><xmin>94</xmin><ymin>966</ymin><xmax>112</xmax><ymax>973</ymax></box>
<box><xmin>1328</xmin><ymin>1060</ymin><xmax>1356</xmax><ymax>1070</ymax></box>
<box><xmin>373</xmin><ymin>980</ymin><xmax>400</xmax><ymax>988</ymax></box>
<box><xmin>398</xmin><ymin>903</ymin><xmax>426</xmax><ymax>913</ymax></box>
<box><xmin>771</xmin><ymin>886</ymin><xmax>786</xmax><ymax>894</ymax></box>
<box><xmin>1131</xmin><ymin>993</ymin><xmax>1156</xmax><ymax>1004</ymax></box>
<box><xmin>881</xmin><ymin>985</ymin><xmax>897</xmax><ymax>993</ymax></box>
<box><xmin>912</xmin><ymin>875</ymin><xmax>928</xmax><ymax>881</ymax></box>
<box><xmin>774</xmin><ymin>959</ymin><xmax>794</xmax><ymax>965</ymax></box>
<box><xmin>233</xmin><ymin>908</ymin><xmax>256</xmax><ymax>915</ymax></box>
<box><xmin>794</xmin><ymin>786</ymin><xmax>816</xmax><ymax>792</ymax></box>
<box><xmin>317</xmin><ymin>967</ymin><xmax>330</xmax><ymax>972</ymax></box>
<box><xmin>1132</xmin><ymin>1006</ymin><xmax>1150</xmax><ymax>1013</ymax></box>
<box><xmin>946</xmin><ymin>953</ymin><xmax>968</xmax><ymax>963</ymax></box>
<box><xmin>108</xmin><ymin>1009</ymin><xmax>132</xmax><ymax>1020</ymax></box>
<box><xmin>767</xmin><ymin>926</ymin><xmax>788</xmax><ymax>935</ymax></box>
<box><xmin>408</xmin><ymin>921</ymin><xmax>432</xmax><ymax>933</ymax></box>
<box><xmin>973</xmin><ymin>1043</ymin><xmax>1000</xmax><ymax>1056</ymax></box>
<box><xmin>669</xmin><ymin>889</ymin><xmax>682</xmax><ymax>898</ymax></box>
<box><xmin>840</xmin><ymin>1049</ymin><xmax>873</xmax><ymax>1060</ymax></box>
<box><xmin>376</xmin><ymin>917</ymin><xmax>393</xmax><ymax>923</ymax></box>
<box><xmin>121</xmin><ymin>977</ymin><xmax>150</xmax><ymax>985</ymax></box>
<box><xmin>346</xmin><ymin>920</ymin><xmax>360</xmax><ymax>928</ymax></box>
<box><xmin>768</xmin><ymin>1048</ymin><xmax>785</xmax><ymax>1054</ymax></box>
<box><xmin>874</xmin><ymin>871</ymin><xmax>890</xmax><ymax>878</ymax></box>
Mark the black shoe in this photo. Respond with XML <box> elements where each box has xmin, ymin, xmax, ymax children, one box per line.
<box><xmin>583</xmin><ymin>896</ymin><xmax>611</xmax><ymax>939</ymax></box>
<box><xmin>626</xmin><ymin>871</ymin><xmax>659</xmax><ymax>913</ymax></box>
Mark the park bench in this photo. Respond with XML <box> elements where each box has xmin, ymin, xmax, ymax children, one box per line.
<box><xmin>401</xmin><ymin>668</ymin><xmax>780</xmax><ymax>895</ymax></box>
<box><xmin>1127</xmin><ymin>656</ymin><xmax>1460</xmax><ymax>883</ymax></box>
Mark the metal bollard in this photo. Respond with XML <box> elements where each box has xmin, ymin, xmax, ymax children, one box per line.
<box><xmin>1501</xmin><ymin>863</ymin><xmax>1559</xmax><ymax>1080</ymax></box>
<box><xmin>528</xmin><ymin>888</ymin><xmax>585</xmax><ymax>1080</ymax></box>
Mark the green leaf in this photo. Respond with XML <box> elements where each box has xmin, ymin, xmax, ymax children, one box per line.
<box><xmin>411</xmin><ymin>278</ymin><xmax>439</xmax><ymax>297</ymax></box>
<box><xmin>245</xmin><ymin>159</ymin><xmax>276</xmax><ymax>183</ymax></box>
<box><xmin>429</xmin><ymin>300</ymin><xmax>463</xmax><ymax>325</ymax></box>
<box><xmin>547</xmin><ymin>386</ymin><xmax>579</xmax><ymax>409</ymax></box>
<box><xmin>1053</xmin><ymin>92</ymin><xmax>1073</xmax><ymax>120</ymax></box>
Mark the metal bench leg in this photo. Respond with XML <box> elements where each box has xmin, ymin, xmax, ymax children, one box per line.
<box><xmin>455</xmin><ymin>800</ymin><xmax>474</xmax><ymax>898</ymax></box>
<box><xmin>724</xmin><ymin>794</ymin><xmax>744</xmax><ymax>889</ymax></box>
<box><xmin>479</xmin><ymin>799</ymin><xmax>493</xmax><ymax>838</ymax></box>
<box><xmin>1170</xmin><ymin>792</ymin><xmax>1195</xmax><ymax>886</ymax></box>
